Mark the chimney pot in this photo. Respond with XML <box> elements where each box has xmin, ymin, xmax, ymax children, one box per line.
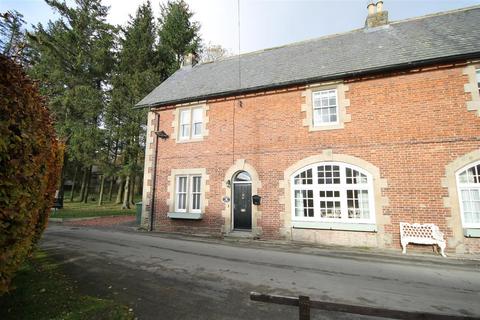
<box><xmin>367</xmin><ymin>2</ymin><xmax>376</xmax><ymax>15</ymax></box>
<box><xmin>365</xmin><ymin>0</ymin><xmax>388</xmax><ymax>28</ymax></box>
<box><xmin>376</xmin><ymin>1</ymin><xmax>384</xmax><ymax>13</ymax></box>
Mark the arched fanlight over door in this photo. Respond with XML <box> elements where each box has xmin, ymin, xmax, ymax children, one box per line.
<box><xmin>234</xmin><ymin>171</ymin><xmax>251</xmax><ymax>182</ymax></box>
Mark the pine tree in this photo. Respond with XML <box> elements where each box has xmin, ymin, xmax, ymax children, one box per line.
<box><xmin>0</xmin><ymin>10</ymin><xmax>27</xmax><ymax>62</ymax></box>
<box><xmin>28</xmin><ymin>0</ymin><xmax>115</xmax><ymax>201</ymax></box>
<box><xmin>108</xmin><ymin>1</ymin><xmax>160</xmax><ymax>208</ymax></box>
<box><xmin>158</xmin><ymin>0</ymin><xmax>201</xmax><ymax>72</ymax></box>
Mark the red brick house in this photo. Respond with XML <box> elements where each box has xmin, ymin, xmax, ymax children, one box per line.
<box><xmin>137</xmin><ymin>3</ymin><xmax>480</xmax><ymax>254</ymax></box>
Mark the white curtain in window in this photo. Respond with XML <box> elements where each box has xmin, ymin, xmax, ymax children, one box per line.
<box><xmin>180</xmin><ymin>109</ymin><xmax>191</xmax><ymax>139</ymax></box>
<box><xmin>176</xmin><ymin>176</ymin><xmax>188</xmax><ymax>211</ymax></box>
<box><xmin>457</xmin><ymin>162</ymin><xmax>480</xmax><ymax>227</ymax></box>
<box><xmin>191</xmin><ymin>176</ymin><xmax>202</xmax><ymax>211</ymax></box>
<box><xmin>192</xmin><ymin>108</ymin><xmax>203</xmax><ymax>137</ymax></box>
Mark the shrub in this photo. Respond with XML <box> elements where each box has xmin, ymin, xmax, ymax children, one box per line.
<box><xmin>0</xmin><ymin>55</ymin><xmax>62</xmax><ymax>295</ymax></box>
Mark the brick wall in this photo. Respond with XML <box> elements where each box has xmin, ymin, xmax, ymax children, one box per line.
<box><xmin>148</xmin><ymin>63</ymin><xmax>480</xmax><ymax>253</ymax></box>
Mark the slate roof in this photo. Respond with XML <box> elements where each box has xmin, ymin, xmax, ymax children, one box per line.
<box><xmin>137</xmin><ymin>5</ymin><xmax>480</xmax><ymax>108</ymax></box>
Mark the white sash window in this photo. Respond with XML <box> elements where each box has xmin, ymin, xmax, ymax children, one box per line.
<box><xmin>178</xmin><ymin>107</ymin><xmax>203</xmax><ymax>140</ymax></box>
<box><xmin>175</xmin><ymin>175</ymin><xmax>202</xmax><ymax>213</ymax></box>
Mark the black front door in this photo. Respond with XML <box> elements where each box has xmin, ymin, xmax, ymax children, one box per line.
<box><xmin>233</xmin><ymin>183</ymin><xmax>252</xmax><ymax>230</ymax></box>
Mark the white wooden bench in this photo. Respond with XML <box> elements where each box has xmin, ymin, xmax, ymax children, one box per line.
<box><xmin>399</xmin><ymin>222</ymin><xmax>447</xmax><ymax>257</ymax></box>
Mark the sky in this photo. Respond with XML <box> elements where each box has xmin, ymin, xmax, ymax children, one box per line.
<box><xmin>2</xmin><ymin>0</ymin><xmax>480</xmax><ymax>54</ymax></box>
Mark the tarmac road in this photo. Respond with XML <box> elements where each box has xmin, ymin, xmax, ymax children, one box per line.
<box><xmin>41</xmin><ymin>224</ymin><xmax>480</xmax><ymax>320</ymax></box>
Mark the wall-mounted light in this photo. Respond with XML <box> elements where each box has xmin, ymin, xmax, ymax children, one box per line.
<box><xmin>226</xmin><ymin>180</ymin><xmax>231</xmax><ymax>188</ymax></box>
<box><xmin>155</xmin><ymin>130</ymin><xmax>169</xmax><ymax>140</ymax></box>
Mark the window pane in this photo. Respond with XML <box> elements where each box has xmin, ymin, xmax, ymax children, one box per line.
<box><xmin>192</xmin><ymin>108</ymin><xmax>203</xmax><ymax>136</ymax></box>
<box><xmin>176</xmin><ymin>176</ymin><xmax>188</xmax><ymax>211</ymax></box>
<box><xmin>459</xmin><ymin>171</ymin><xmax>468</xmax><ymax>183</ymax></box>
<box><xmin>191</xmin><ymin>176</ymin><xmax>202</xmax><ymax>211</ymax></box>
<box><xmin>180</xmin><ymin>109</ymin><xmax>190</xmax><ymax>125</ymax></box>
<box><xmin>458</xmin><ymin>164</ymin><xmax>480</xmax><ymax>186</ymax></box>
<box><xmin>192</xmin><ymin>176</ymin><xmax>201</xmax><ymax>192</ymax></box>
<box><xmin>319</xmin><ymin>189</ymin><xmax>341</xmax><ymax>219</ymax></box>
<box><xmin>294</xmin><ymin>189</ymin><xmax>314</xmax><ymax>217</ymax></box>
<box><xmin>294</xmin><ymin>169</ymin><xmax>312</xmax><ymax>185</ymax></box>
<box><xmin>181</xmin><ymin>124</ymin><xmax>190</xmax><ymax>138</ymax></box>
<box><xmin>318</xmin><ymin>165</ymin><xmax>340</xmax><ymax>184</ymax></box>
<box><xmin>476</xmin><ymin>69</ymin><xmax>480</xmax><ymax>89</ymax></box>
<box><xmin>193</xmin><ymin>122</ymin><xmax>202</xmax><ymax>136</ymax></box>
<box><xmin>177</xmin><ymin>176</ymin><xmax>187</xmax><ymax>192</ymax></box>
<box><xmin>179</xmin><ymin>109</ymin><xmax>192</xmax><ymax>139</ymax></box>
<box><xmin>235</xmin><ymin>171</ymin><xmax>251</xmax><ymax>182</ymax></box>
<box><xmin>461</xmin><ymin>188</ymin><xmax>480</xmax><ymax>224</ymax></box>
<box><xmin>192</xmin><ymin>194</ymin><xmax>200</xmax><ymax>210</ymax></box>
<box><xmin>347</xmin><ymin>189</ymin><xmax>370</xmax><ymax>219</ymax></box>
<box><xmin>312</xmin><ymin>89</ymin><xmax>338</xmax><ymax>126</ymax></box>
<box><xmin>346</xmin><ymin>167</ymin><xmax>368</xmax><ymax>184</ymax></box>
<box><xmin>471</xmin><ymin>165</ymin><xmax>480</xmax><ymax>183</ymax></box>
<box><xmin>192</xmin><ymin>107</ymin><xmax>202</xmax><ymax>122</ymax></box>
<box><xmin>178</xmin><ymin>194</ymin><xmax>186</xmax><ymax>210</ymax></box>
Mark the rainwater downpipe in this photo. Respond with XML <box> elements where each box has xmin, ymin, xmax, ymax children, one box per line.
<box><xmin>149</xmin><ymin>111</ymin><xmax>160</xmax><ymax>232</ymax></box>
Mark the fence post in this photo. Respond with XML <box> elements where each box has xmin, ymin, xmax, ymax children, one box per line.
<box><xmin>298</xmin><ymin>295</ymin><xmax>310</xmax><ymax>320</ymax></box>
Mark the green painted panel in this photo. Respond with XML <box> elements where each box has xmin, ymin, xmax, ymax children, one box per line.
<box><xmin>167</xmin><ymin>212</ymin><xmax>203</xmax><ymax>220</ymax></box>
<box><xmin>463</xmin><ymin>228</ymin><xmax>480</xmax><ymax>238</ymax></box>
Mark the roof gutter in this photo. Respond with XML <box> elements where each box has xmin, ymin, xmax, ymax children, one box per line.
<box><xmin>134</xmin><ymin>51</ymin><xmax>480</xmax><ymax>109</ymax></box>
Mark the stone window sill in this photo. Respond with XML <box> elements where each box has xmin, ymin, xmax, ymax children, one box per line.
<box><xmin>309</xmin><ymin>123</ymin><xmax>345</xmax><ymax>131</ymax></box>
<box><xmin>167</xmin><ymin>212</ymin><xmax>203</xmax><ymax>220</ymax></box>
<box><xmin>463</xmin><ymin>228</ymin><xmax>480</xmax><ymax>238</ymax></box>
<box><xmin>292</xmin><ymin>221</ymin><xmax>377</xmax><ymax>232</ymax></box>
<box><xmin>176</xmin><ymin>137</ymin><xmax>204</xmax><ymax>144</ymax></box>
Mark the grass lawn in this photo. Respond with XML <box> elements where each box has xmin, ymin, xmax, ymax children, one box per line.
<box><xmin>52</xmin><ymin>200</ymin><xmax>137</xmax><ymax>219</ymax></box>
<box><xmin>0</xmin><ymin>250</ymin><xmax>134</xmax><ymax>320</ymax></box>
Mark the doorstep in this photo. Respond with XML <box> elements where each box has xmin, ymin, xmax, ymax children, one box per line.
<box><xmin>225</xmin><ymin>230</ymin><xmax>256</xmax><ymax>239</ymax></box>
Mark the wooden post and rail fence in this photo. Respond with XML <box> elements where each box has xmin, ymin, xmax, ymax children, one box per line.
<box><xmin>250</xmin><ymin>292</ymin><xmax>479</xmax><ymax>320</ymax></box>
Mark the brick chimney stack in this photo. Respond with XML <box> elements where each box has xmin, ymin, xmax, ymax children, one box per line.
<box><xmin>365</xmin><ymin>1</ymin><xmax>389</xmax><ymax>28</ymax></box>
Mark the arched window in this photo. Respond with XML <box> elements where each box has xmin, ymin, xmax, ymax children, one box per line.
<box><xmin>291</xmin><ymin>162</ymin><xmax>375</xmax><ymax>223</ymax></box>
<box><xmin>457</xmin><ymin>161</ymin><xmax>480</xmax><ymax>228</ymax></box>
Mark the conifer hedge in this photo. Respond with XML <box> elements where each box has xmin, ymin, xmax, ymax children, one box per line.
<box><xmin>0</xmin><ymin>55</ymin><xmax>62</xmax><ymax>294</ymax></box>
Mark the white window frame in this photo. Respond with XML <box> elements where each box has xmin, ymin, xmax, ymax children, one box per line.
<box><xmin>290</xmin><ymin>162</ymin><xmax>375</xmax><ymax>224</ymax></box>
<box><xmin>476</xmin><ymin>69</ymin><xmax>480</xmax><ymax>95</ymax></box>
<box><xmin>312</xmin><ymin>89</ymin><xmax>339</xmax><ymax>127</ymax></box>
<box><xmin>456</xmin><ymin>160</ymin><xmax>480</xmax><ymax>229</ymax></box>
<box><xmin>178</xmin><ymin>106</ymin><xmax>203</xmax><ymax>141</ymax></box>
<box><xmin>190</xmin><ymin>176</ymin><xmax>202</xmax><ymax>213</ymax></box>
<box><xmin>192</xmin><ymin>107</ymin><xmax>203</xmax><ymax>138</ymax></box>
<box><xmin>179</xmin><ymin>109</ymin><xmax>191</xmax><ymax>141</ymax></box>
<box><xmin>175</xmin><ymin>174</ymin><xmax>202</xmax><ymax>213</ymax></box>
